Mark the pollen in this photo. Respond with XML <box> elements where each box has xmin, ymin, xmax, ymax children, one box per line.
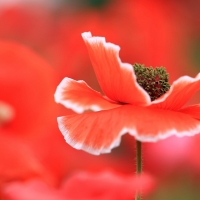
<box><xmin>133</xmin><ymin>63</ymin><xmax>170</xmax><ymax>101</ymax></box>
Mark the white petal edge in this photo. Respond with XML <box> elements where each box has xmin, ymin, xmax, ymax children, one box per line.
<box><xmin>54</xmin><ymin>77</ymin><xmax>119</xmax><ymax>114</ymax></box>
<box><xmin>57</xmin><ymin>116</ymin><xmax>200</xmax><ymax>155</ymax></box>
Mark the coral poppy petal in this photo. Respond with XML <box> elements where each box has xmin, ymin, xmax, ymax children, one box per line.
<box><xmin>57</xmin><ymin>105</ymin><xmax>200</xmax><ymax>155</ymax></box>
<box><xmin>150</xmin><ymin>73</ymin><xmax>200</xmax><ymax>110</ymax></box>
<box><xmin>55</xmin><ymin>78</ymin><xmax>120</xmax><ymax>113</ymax></box>
<box><xmin>82</xmin><ymin>32</ymin><xmax>150</xmax><ymax>106</ymax></box>
<box><xmin>179</xmin><ymin>104</ymin><xmax>200</xmax><ymax>120</ymax></box>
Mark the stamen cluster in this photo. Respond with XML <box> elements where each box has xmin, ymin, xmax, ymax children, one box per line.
<box><xmin>133</xmin><ymin>63</ymin><xmax>170</xmax><ymax>101</ymax></box>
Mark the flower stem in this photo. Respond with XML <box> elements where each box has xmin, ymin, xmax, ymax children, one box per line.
<box><xmin>135</xmin><ymin>140</ymin><xmax>142</xmax><ymax>200</ymax></box>
<box><xmin>136</xmin><ymin>140</ymin><xmax>142</xmax><ymax>174</ymax></box>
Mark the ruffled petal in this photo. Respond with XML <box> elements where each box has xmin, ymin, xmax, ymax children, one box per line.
<box><xmin>150</xmin><ymin>73</ymin><xmax>200</xmax><ymax>110</ymax></box>
<box><xmin>57</xmin><ymin>105</ymin><xmax>200</xmax><ymax>155</ymax></box>
<box><xmin>82</xmin><ymin>32</ymin><xmax>151</xmax><ymax>106</ymax></box>
<box><xmin>55</xmin><ymin>77</ymin><xmax>120</xmax><ymax>113</ymax></box>
<box><xmin>179</xmin><ymin>104</ymin><xmax>200</xmax><ymax>120</ymax></box>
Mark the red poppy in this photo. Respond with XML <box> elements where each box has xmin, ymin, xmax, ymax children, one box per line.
<box><xmin>2</xmin><ymin>171</ymin><xmax>155</xmax><ymax>200</ymax></box>
<box><xmin>55</xmin><ymin>32</ymin><xmax>200</xmax><ymax>155</ymax></box>
<box><xmin>0</xmin><ymin>39</ymin><xmax>58</xmax><ymax>137</ymax></box>
<box><xmin>0</xmin><ymin>40</ymin><xmax>62</xmax><ymax>186</ymax></box>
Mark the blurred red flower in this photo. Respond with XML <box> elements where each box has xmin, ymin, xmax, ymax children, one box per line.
<box><xmin>2</xmin><ymin>171</ymin><xmax>155</xmax><ymax>200</ymax></box>
<box><xmin>0</xmin><ymin>40</ymin><xmax>58</xmax><ymax>136</ymax></box>
<box><xmin>0</xmin><ymin>40</ymin><xmax>61</xmax><ymax>186</ymax></box>
<box><xmin>55</xmin><ymin>32</ymin><xmax>200</xmax><ymax>155</ymax></box>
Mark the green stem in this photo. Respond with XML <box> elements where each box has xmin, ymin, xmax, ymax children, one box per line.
<box><xmin>135</xmin><ymin>140</ymin><xmax>142</xmax><ymax>200</ymax></box>
<box><xmin>136</xmin><ymin>140</ymin><xmax>142</xmax><ymax>174</ymax></box>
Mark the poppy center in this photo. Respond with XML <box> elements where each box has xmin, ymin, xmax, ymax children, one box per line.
<box><xmin>133</xmin><ymin>63</ymin><xmax>170</xmax><ymax>101</ymax></box>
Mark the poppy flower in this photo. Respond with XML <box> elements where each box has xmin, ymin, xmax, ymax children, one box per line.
<box><xmin>55</xmin><ymin>32</ymin><xmax>200</xmax><ymax>155</ymax></box>
<box><xmin>0</xmin><ymin>39</ymin><xmax>64</xmax><ymax>186</ymax></box>
<box><xmin>0</xmin><ymin>39</ymin><xmax>58</xmax><ymax>137</ymax></box>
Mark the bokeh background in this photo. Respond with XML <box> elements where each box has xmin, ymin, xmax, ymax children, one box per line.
<box><xmin>0</xmin><ymin>0</ymin><xmax>200</xmax><ymax>199</ymax></box>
